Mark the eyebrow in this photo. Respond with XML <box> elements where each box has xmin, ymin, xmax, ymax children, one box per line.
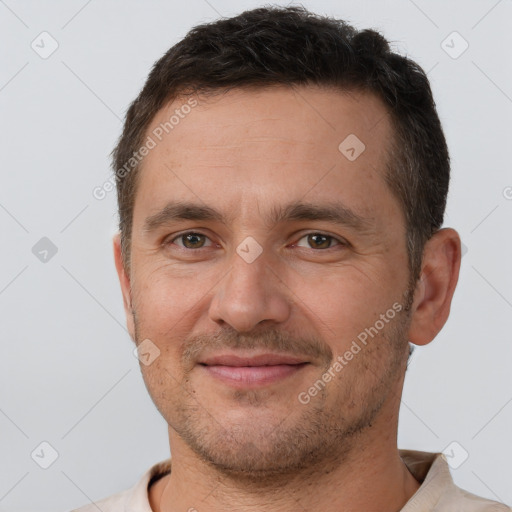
<box><xmin>142</xmin><ymin>200</ymin><xmax>374</xmax><ymax>234</ymax></box>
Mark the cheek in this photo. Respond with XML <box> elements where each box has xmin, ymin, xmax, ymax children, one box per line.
<box><xmin>295</xmin><ymin>266</ymin><xmax>403</xmax><ymax>349</ymax></box>
<box><xmin>138</xmin><ymin>355</ymin><xmax>183</xmax><ymax>418</ymax></box>
<box><xmin>131</xmin><ymin>266</ymin><xmax>216</xmax><ymax>372</ymax></box>
<box><xmin>133</xmin><ymin>263</ymin><xmax>216</xmax><ymax>324</ymax></box>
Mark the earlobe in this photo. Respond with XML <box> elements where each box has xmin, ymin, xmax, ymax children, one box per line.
<box><xmin>407</xmin><ymin>228</ymin><xmax>461</xmax><ymax>347</ymax></box>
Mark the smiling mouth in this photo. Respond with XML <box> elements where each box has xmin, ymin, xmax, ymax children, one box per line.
<box><xmin>198</xmin><ymin>353</ymin><xmax>310</xmax><ymax>387</ymax></box>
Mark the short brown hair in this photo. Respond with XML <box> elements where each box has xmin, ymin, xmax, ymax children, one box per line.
<box><xmin>113</xmin><ymin>5</ymin><xmax>450</xmax><ymax>284</ymax></box>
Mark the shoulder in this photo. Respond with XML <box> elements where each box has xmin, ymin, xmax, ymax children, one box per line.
<box><xmin>69</xmin><ymin>458</ymin><xmax>172</xmax><ymax>512</ymax></box>
<box><xmin>399</xmin><ymin>450</ymin><xmax>510</xmax><ymax>512</ymax></box>
<box><xmin>438</xmin><ymin>484</ymin><xmax>511</xmax><ymax>511</ymax></box>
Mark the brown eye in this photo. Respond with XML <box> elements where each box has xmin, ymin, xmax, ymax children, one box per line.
<box><xmin>173</xmin><ymin>232</ymin><xmax>211</xmax><ymax>249</ymax></box>
<box><xmin>295</xmin><ymin>233</ymin><xmax>342</xmax><ymax>250</ymax></box>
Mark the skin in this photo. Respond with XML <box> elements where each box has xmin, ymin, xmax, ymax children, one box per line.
<box><xmin>113</xmin><ymin>85</ymin><xmax>461</xmax><ymax>512</ymax></box>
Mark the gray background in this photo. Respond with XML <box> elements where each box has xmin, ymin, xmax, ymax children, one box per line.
<box><xmin>1</xmin><ymin>0</ymin><xmax>511</xmax><ymax>510</ymax></box>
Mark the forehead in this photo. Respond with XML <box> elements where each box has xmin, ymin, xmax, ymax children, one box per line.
<box><xmin>133</xmin><ymin>85</ymin><xmax>397</xmax><ymax>228</ymax></box>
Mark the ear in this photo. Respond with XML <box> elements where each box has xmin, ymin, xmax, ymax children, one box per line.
<box><xmin>113</xmin><ymin>233</ymin><xmax>135</xmax><ymax>341</ymax></box>
<box><xmin>407</xmin><ymin>228</ymin><xmax>461</xmax><ymax>346</ymax></box>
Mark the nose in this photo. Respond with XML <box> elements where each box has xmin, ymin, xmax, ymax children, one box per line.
<box><xmin>208</xmin><ymin>246</ymin><xmax>291</xmax><ymax>333</ymax></box>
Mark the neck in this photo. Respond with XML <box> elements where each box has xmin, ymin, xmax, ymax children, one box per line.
<box><xmin>150</xmin><ymin>416</ymin><xmax>420</xmax><ymax>512</ymax></box>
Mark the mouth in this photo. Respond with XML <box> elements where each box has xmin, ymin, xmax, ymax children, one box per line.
<box><xmin>198</xmin><ymin>353</ymin><xmax>310</xmax><ymax>388</ymax></box>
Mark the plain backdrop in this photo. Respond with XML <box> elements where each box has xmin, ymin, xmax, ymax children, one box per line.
<box><xmin>0</xmin><ymin>0</ymin><xmax>511</xmax><ymax>510</ymax></box>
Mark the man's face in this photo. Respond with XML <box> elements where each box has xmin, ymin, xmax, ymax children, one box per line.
<box><xmin>123</xmin><ymin>86</ymin><xmax>414</xmax><ymax>477</ymax></box>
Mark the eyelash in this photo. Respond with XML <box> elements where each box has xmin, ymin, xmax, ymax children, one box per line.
<box><xmin>165</xmin><ymin>231</ymin><xmax>347</xmax><ymax>252</ymax></box>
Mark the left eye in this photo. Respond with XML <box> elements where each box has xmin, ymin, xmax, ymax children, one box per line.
<box><xmin>295</xmin><ymin>233</ymin><xmax>342</xmax><ymax>250</ymax></box>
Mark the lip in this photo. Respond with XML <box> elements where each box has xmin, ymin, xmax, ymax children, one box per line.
<box><xmin>198</xmin><ymin>352</ymin><xmax>310</xmax><ymax>388</ymax></box>
<box><xmin>200</xmin><ymin>353</ymin><xmax>308</xmax><ymax>367</ymax></box>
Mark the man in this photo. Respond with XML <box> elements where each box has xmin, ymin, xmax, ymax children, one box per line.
<box><xmin>74</xmin><ymin>5</ymin><xmax>509</xmax><ymax>512</ymax></box>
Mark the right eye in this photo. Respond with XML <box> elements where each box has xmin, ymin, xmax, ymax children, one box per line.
<box><xmin>167</xmin><ymin>232</ymin><xmax>214</xmax><ymax>250</ymax></box>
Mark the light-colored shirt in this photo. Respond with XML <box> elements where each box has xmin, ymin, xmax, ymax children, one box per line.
<box><xmin>71</xmin><ymin>449</ymin><xmax>510</xmax><ymax>511</ymax></box>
